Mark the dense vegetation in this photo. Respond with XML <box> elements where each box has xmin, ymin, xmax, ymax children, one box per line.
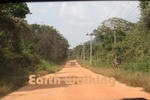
<box><xmin>0</xmin><ymin>3</ymin><xmax>68</xmax><ymax>96</ymax></box>
<box><xmin>70</xmin><ymin>1</ymin><xmax>150</xmax><ymax>92</ymax></box>
<box><xmin>71</xmin><ymin>0</ymin><xmax>150</xmax><ymax>72</ymax></box>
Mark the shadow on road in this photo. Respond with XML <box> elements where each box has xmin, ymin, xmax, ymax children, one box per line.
<box><xmin>121</xmin><ymin>98</ymin><xmax>147</xmax><ymax>100</ymax></box>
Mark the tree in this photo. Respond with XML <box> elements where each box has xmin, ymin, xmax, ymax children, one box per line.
<box><xmin>139</xmin><ymin>0</ymin><xmax>150</xmax><ymax>30</ymax></box>
<box><xmin>24</xmin><ymin>24</ymin><xmax>69</xmax><ymax>63</ymax></box>
<box><xmin>94</xmin><ymin>18</ymin><xmax>134</xmax><ymax>46</ymax></box>
<box><xmin>0</xmin><ymin>3</ymin><xmax>30</xmax><ymax>18</ymax></box>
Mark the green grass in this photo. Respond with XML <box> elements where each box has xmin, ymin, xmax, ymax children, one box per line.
<box><xmin>35</xmin><ymin>60</ymin><xmax>64</xmax><ymax>77</ymax></box>
<box><xmin>0</xmin><ymin>83</ymin><xmax>13</xmax><ymax>98</ymax></box>
<box><xmin>79</xmin><ymin>60</ymin><xmax>150</xmax><ymax>93</ymax></box>
<box><xmin>0</xmin><ymin>59</ymin><xmax>64</xmax><ymax>98</ymax></box>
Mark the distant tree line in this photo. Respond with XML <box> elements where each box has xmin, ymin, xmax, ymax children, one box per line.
<box><xmin>70</xmin><ymin>0</ymin><xmax>150</xmax><ymax>72</ymax></box>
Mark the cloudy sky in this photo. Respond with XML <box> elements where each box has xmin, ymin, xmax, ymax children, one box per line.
<box><xmin>26</xmin><ymin>1</ymin><xmax>140</xmax><ymax>48</ymax></box>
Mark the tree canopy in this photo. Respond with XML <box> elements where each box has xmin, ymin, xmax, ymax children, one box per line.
<box><xmin>70</xmin><ymin>1</ymin><xmax>150</xmax><ymax>73</ymax></box>
<box><xmin>0</xmin><ymin>3</ymin><xmax>69</xmax><ymax>95</ymax></box>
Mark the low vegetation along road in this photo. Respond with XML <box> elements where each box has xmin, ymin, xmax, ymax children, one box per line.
<box><xmin>1</xmin><ymin>60</ymin><xmax>150</xmax><ymax>100</ymax></box>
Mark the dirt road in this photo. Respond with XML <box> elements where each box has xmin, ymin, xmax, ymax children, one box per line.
<box><xmin>1</xmin><ymin>60</ymin><xmax>150</xmax><ymax>100</ymax></box>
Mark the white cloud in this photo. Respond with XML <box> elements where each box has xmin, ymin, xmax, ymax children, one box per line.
<box><xmin>60</xmin><ymin>3</ymin><xmax>87</xmax><ymax>20</ymax></box>
<box><xmin>27</xmin><ymin>2</ymin><xmax>57</xmax><ymax>15</ymax></box>
<box><xmin>59</xmin><ymin>1</ymin><xmax>140</xmax><ymax>30</ymax></box>
<box><xmin>27</xmin><ymin>1</ymin><xmax>140</xmax><ymax>48</ymax></box>
<box><xmin>47</xmin><ymin>3</ymin><xmax>54</xmax><ymax>8</ymax></box>
<box><xmin>60</xmin><ymin>1</ymin><xmax>140</xmax><ymax>22</ymax></box>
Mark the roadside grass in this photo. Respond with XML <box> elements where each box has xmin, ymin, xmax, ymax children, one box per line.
<box><xmin>79</xmin><ymin>60</ymin><xmax>150</xmax><ymax>93</ymax></box>
<box><xmin>0</xmin><ymin>60</ymin><xmax>65</xmax><ymax>98</ymax></box>
<box><xmin>0</xmin><ymin>83</ymin><xmax>13</xmax><ymax>98</ymax></box>
<box><xmin>35</xmin><ymin>60</ymin><xmax>64</xmax><ymax>77</ymax></box>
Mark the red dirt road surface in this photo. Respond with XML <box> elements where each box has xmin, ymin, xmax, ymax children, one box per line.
<box><xmin>1</xmin><ymin>60</ymin><xmax>150</xmax><ymax>100</ymax></box>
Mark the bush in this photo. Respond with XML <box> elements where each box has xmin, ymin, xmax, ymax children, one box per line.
<box><xmin>0</xmin><ymin>82</ymin><xmax>13</xmax><ymax>97</ymax></box>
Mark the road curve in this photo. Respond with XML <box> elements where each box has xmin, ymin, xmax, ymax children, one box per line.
<box><xmin>1</xmin><ymin>60</ymin><xmax>150</xmax><ymax>100</ymax></box>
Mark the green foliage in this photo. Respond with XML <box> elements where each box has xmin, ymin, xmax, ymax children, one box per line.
<box><xmin>71</xmin><ymin>15</ymin><xmax>150</xmax><ymax>73</ymax></box>
<box><xmin>0</xmin><ymin>3</ymin><xmax>30</xmax><ymax>18</ymax></box>
<box><xmin>24</xmin><ymin>24</ymin><xmax>69</xmax><ymax>63</ymax></box>
<box><xmin>140</xmin><ymin>0</ymin><xmax>150</xmax><ymax>30</ymax></box>
<box><xmin>37</xmin><ymin>60</ymin><xmax>55</xmax><ymax>71</ymax></box>
<box><xmin>0</xmin><ymin>3</ymin><xmax>68</xmax><ymax>97</ymax></box>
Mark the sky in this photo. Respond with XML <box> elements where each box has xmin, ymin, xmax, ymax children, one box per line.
<box><xmin>26</xmin><ymin>1</ymin><xmax>140</xmax><ymax>48</ymax></box>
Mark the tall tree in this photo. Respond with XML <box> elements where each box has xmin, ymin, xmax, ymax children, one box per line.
<box><xmin>140</xmin><ymin>0</ymin><xmax>150</xmax><ymax>30</ymax></box>
<box><xmin>0</xmin><ymin>3</ymin><xmax>30</xmax><ymax>18</ymax></box>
